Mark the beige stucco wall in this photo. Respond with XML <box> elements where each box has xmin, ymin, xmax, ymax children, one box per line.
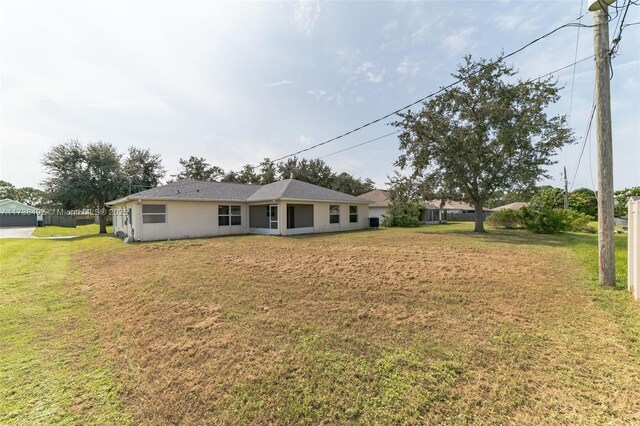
<box><xmin>111</xmin><ymin>199</ymin><xmax>369</xmax><ymax>240</ymax></box>
<box><xmin>368</xmin><ymin>206</ymin><xmax>387</xmax><ymax>219</ymax></box>
<box><xmin>112</xmin><ymin>200</ymin><xmax>249</xmax><ymax>241</ymax></box>
<box><xmin>112</xmin><ymin>201</ymin><xmax>139</xmax><ymax>239</ymax></box>
<box><xmin>306</xmin><ymin>201</ymin><xmax>369</xmax><ymax>235</ymax></box>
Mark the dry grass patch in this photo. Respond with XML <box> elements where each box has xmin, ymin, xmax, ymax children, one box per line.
<box><xmin>76</xmin><ymin>227</ymin><xmax>640</xmax><ymax>424</ymax></box>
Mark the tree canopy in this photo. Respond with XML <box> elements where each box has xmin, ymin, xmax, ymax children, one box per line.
<box><xmin>42</xmin><ymin>140</ymin><xmax>165</xmax><ymax>233</ymax></box>
<box><xmin>176</xmin><ymin>156</ymin><xmax>224</xmax><ymax>181</ymax></box>
<box><xmin>0</xmin><ymin>180</ymin><xmax>47</xmax><ymax>207</ymax></box>
<box><xmin>392</xmin><ymin>56</ymin><xmax>573</xmax><ymax>232</ymax></box>
<box><xmin>174</xmin><ymin>156</ymin><xmax>374</xmax><ymax>196</ymax></box>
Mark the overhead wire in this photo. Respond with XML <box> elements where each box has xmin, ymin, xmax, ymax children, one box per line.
<box><xmin>317</xmin><ymin>52</ymin><xmax>607</xmax><ymax>162</ymax></box>
<box><xmin>253</xmin><ymin>12</ymin><xmax>607</xmax><ymax>169</ymax></box>
<box><xmin>564</xmin><ymin>0</ymin><xmax>586</xmax><ymax>168</ymax></box>
<box><xmin>317</xmin><ymin>131</ymin><xmax>400</xmax><ymax>159</ymax></box>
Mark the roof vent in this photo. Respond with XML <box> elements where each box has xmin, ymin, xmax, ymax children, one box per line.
<box><xmin>196</xmin><ymin>189</ymin><xmax>200</xmax><ymax>192</ymax></box>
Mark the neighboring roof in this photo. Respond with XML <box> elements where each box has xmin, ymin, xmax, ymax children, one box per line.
<box><xmin>0</xmin><ymin>199</ymin><xmax>40</xmax><ymax>212</ymax></box>
<box><xmin>430</xmin><ymin>199</ymin><xmax>492</xmax><ymax>211</ymax></box>
<box><xmin>358</xmin><ymin>189</ymin><xmax>390</xmax><ymax>208</ymax></box>
<box><xmin>356</xmin><ymin>190</ymin><xmax>488</xmax><ymax>211</ymax></box>
<box><xmin>107</xmin><ymin>179</ymin><xmax>370</xmax><ymax>205</ymax></box>
<box><xmin>493</xmin><ymin>201</ymin><xmax>529</xmax><ymax>211</ymax></box>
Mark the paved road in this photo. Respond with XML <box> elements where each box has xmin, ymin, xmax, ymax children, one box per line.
<box><xmin>0</xmin><ymin>227</ymin><xmax>36</xmax><ymax>239</ymax></box>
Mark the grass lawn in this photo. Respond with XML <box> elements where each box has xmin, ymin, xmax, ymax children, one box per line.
<box><xmin>32</xmin><ymin>224</ymin><xmax>112</xmax><ymax>237</ymax></box>
<box><xmin>1</xmin><ymin>224</ymin><xmax>638</xmax><ymax>424</ymax></box>
<box><xmin>0</xmin><ymin>236</ymin><xmax>129</xmax><ymax>424</ymax></box>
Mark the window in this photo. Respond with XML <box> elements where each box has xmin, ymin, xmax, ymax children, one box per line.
<box><xmin>142</xmin><ymin>204</ymin><xmax>166</xmax><ymax>224</ymax></box>
<box><xmin>329</xmin><ymin>205</ymin><xmax>340</xmax><ymax>224</ymax></box>
<box><xmin>219</xmin><ymin>205</ymin><xmax>241</xmax><ymax>226</ymax></box>
<box><xmin>349</xmin><ymin>205</ymin><xmax>358</xmax><ymax>223</ymax></box>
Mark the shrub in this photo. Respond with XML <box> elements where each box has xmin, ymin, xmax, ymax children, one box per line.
<box><xmin>520</xmin><ymin>207</ymin><xmax>593</xmax><ymax>234</ymax></box>
<box><xmin>486</xmin><ymin>209</ymin><xmax>523</xmax><ymax>229</ymax></box>
<box><xmin>381</xmin><ymin>202</ymin><xmax>422</xmax><ymax>227</ymax></box>
<box><xmin>520</xmin><ymin>207</ymin><xmax>567</xmax><ymax>234</ymax></box>
<box><xmin>563</xmin><ymin>210</ymin><xmax>592</xmax><ymax>232</ymax></box>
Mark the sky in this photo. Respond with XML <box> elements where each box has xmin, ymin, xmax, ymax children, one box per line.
<box><xmin>1</xmin><ymin>0</ymin><xmax>639</xmax><ymax>192</ymax></box>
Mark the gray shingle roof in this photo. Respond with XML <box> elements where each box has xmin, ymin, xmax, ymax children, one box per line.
<box><xmin>108</xmin><ymin>179</ymin><xmax>370</xmax><ymax>205</ymax></box>
<box><xmin>247</xmin><ymin>179</ymin><xmax>368</xmax><ymax>203</ymax></box>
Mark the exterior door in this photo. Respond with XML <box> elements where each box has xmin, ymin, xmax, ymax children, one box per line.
<box><xmin>269</xmin><ymin>205</ymin><xmax>278</xmax><ymax>230</ymax></box>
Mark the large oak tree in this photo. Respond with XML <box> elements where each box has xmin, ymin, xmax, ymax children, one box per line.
<box><xmin>393</xmin><ymin>56</ymin><xmax>573</xmax><ymax>232</ymax></box>
<box><xmin>42</xmin><ymin>140</ymin><xmax>165</xmax><ymax>233</ymax></box>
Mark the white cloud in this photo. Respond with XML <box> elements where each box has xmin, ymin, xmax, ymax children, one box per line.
<box><xmin>381</xmin><ymin>20</ymin><xmax>398</xmax><ymax>32</ymax></box>
<box><xmin>444</xmin><ymin>27</ymin><xmax>476</xmax><ymax>54</ymax></box>
<box><xmin>494</xmin><ymin>10</ymin><xmax>539</xmax><ymax>33</ymax></box>
<box><xmin>355</xmin><ymin>62</ymin><xmax>385</xmax><ymax>84</ymax></box>
<box><xmin>396</xmin><ymin>59</ymin><xmax>419</xmax><ymax>76</ymax></box>
<box><xmin>264</xmin><ymin>80</ymin><xmax>294</xmax><ymax>87</ymax></box>
<box><xmin>292</xmin><ymin>0</ymin><xmax>321</xmax><ymax>38</ymax></box>
<box><xmin>298</xmin><ymin>135</ymin><xmax>313</xmax><ymax>145</ymax></box>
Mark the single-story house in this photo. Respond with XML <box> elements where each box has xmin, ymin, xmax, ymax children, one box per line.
<box><xmin>357</xmin><ymin>189</ymin><xmax>490</xmax><ymax>223</ymax></box>
<box><xmin>0</xmin><ymin>199</ymin><xmax>43</xmax><ymax>227</ymax></box>
<box><xmin>106</xmin><ymin>179</ymin><xmax>371</xmax><ymax>241</ymax></box>
<box><xmin>358</xmin><ymin>189</ymin><xmax>390</xmax><ymax>220</ymax></box>
<box><xmin>493</xmin><ymin>202</ymin><xmax>529</xmax><ymax>211</ymax></box>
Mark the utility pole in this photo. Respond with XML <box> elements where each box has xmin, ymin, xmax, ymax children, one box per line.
<box><xmin>589</xmin><ymin>0</ymin><xmax>616</xmax><ymax>286</ymax></box>
<box><xmin>563</xmin><ymin>167</ymin><xmax>569</xmax><ymax>210</ymax></box>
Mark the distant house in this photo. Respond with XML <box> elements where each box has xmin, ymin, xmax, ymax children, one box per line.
<box><xmin>357</xmin><ymin>189</ymin><xmax>390</xmax><ymax>220</ymax></box>
<box><xmin>357</xmin><ymin>189</ymin><xmax>490</xmax><ymax>223</ymax></box>
<box><xmin>493</xmin><ymin>202</ymin><xmax>529</xmax><ymax>211</ymax></box>
<box><xmin>106</xmin><ymin>179</ymin><xmax>371</xmax><ymax>241</ymax></box>
<box><xmin>0</xmin><ymin>199</ymin><xmax>43</xmax><ymax>227</ymax></box>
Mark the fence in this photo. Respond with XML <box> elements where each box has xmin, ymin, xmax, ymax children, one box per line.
<box><xmin>445</xmin><ymin>212</ymin><xmax>493</xmax><ymax>222</ymax></box>
<box><xmin>628</xmin><ymin>197</ymin><xmax>639</xmax><ymax>301</ymax></box>
<box><xmin>43</xmin><ymin>215</ymin><xmax>77</xmax><ymax>227</ymax></box>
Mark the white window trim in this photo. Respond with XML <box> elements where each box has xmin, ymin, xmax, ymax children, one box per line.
<box><xmin>142</xmin><ymin>204</ymin><xmax>167</xmax><ymax>224</ymax></box>
<box><xmin>349</xmin><ymin>205</ymin><xmax>358</xmax><ymax>223</ymax></box>
<box><xmin>219</xmin><ymin>205</ymin><xmax>242</xmax><ymax>226</ymax></box>
<box><xmin>329</xmin><ymin>205</ymin><xmax>340</xmax><ymax>225</ymax></box>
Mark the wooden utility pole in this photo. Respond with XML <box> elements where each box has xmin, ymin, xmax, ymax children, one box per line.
<box><xmin>563</xmin><ymin>167</ymin><xmax>569</xmax><ymax>209</ymax></box>
<box><xmin>590</xmin><ymin>1</ymin><xmax>616</xmax><ymax>286</ymax></box>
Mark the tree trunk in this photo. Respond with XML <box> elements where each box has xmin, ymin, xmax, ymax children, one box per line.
<box><xmin>98</xmin><ymin>211</ymin><xmax>107</xmax><ymax>234</ymax></box>
<box><xmin>473</xmin><ymin>202</ymin><xmax>485</xmax><ymax>233</ymax></box>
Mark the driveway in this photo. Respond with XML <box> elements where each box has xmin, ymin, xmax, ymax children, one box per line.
<box><xmin>0</xmin><ymin>227</ymin><xmax>36</xmax><ymax>239</ymax></box>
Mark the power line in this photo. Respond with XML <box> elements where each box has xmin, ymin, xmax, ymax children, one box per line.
<box><xmin>317</xmin><ymin>54</ymin><xmax>606</xmax><ymax>162</ymax></box>
<box><xmin>254</xmin><ymin>13</ymin><xmax>602</xmax><ymax>169</ymax></box>
<box><xmin>567</xmin><ymin>0</ymin><xmax>586</xmax><ymax>129</ymax></box>
<box><xmin>534</xmin><ymin>52</ymin><xmax>598</xmax><ymax>81</ymax></box>
<box><xmin>317</xmin><ymin>131</ymin><xmax>400</xmax><ymax>159</ymax></box>
<box><xmin>611</xmin><ymin>0</ymin><xmax>635</xmax><ymax>57</ymax></box>
<box><xmin>570</xmin><ymin>101</ymin><xmax>596</xmax><ymax>191</ymax></box>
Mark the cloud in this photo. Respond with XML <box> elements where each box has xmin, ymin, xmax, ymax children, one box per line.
<box><xmin>381</xmin><ymin>20</ymin><xmax>398</xmax><ymax>32</ymax></box>
<box><xmin>396</xmin><ymin>59</ymin><xmax>419</xmax><ymax>76</ymax></box>
<box><xmin>355</xmin><ymin>62</ymin><xmax>385</xmax><ymax>84</ymax></box>
<box><xmin>298</xmin><ymin>135</ymin><xmax>313</xmax><ymax>145</ymax></box>
<box><xmin>306</xmin><ymin>89</ymin><xmax>343</xmax><ymax>105</ymax></box>
<box><xmin>444</xmin><ymin>27</ymin><xmax>476</xmax><ymax>54</ymax></box>
<box><xmin>494</xmin><ymin>10</ymin><xmax>539</xmax><ymax>33</ymax></box>
<box><xmin>292</xmin><ymin>0</ymin><xmax>321</xmax><ymax>38</ymax></box>
<box><xmin>264</xmin><ymin>80</ymin><xmax>294</xmax><ymax>87</ymax></box>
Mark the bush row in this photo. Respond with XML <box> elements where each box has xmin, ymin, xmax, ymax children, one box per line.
<box><xmin>487</xmin><ymin>207</ymin><xmax>594</xmax><ymax>234</ymax></box>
